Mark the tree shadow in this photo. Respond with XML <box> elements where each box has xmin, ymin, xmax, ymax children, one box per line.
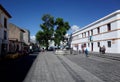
<box><xmin>0</xmin><ymin>53</ymin><xmax>38</xmax><ymax>82</ymax></box>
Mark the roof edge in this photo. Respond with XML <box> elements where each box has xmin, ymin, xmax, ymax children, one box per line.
<box><xmin>0</xmin><ymin>4</ymin><xmax>12</xmax><ymax>18</ymax></box>
<box><xmin>73</xmin><ymin>10</ymin><xmax>120</xmax><ymax>34</ymax></box>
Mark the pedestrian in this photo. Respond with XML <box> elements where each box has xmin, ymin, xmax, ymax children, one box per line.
<box><xmin>42</xmin><ymin>48</ymin><xmax>44</xmax><ymax>52</ymax></box>
<box><xmin>81</xmin><ymin>45</ymin><xmax>84</xmax><ymax>53</ymax></box>
<box><xmin>102</xmin><ymin>45</ymin><xmax>106</xmax><ymax>54</ymax></box>
<box><xmin>85</xmin><ymin>47</ymin><xmax>89</xmax><ymax>57</ymax></box>
<box><xmin>79</xmin><ymin>50</ymin><xmax>81</xmax><ymax>54</ymax></box>
<box><xmin>99</xmin><ymin>46</ymin><xmax>102</xmax><ymax>54</ymax></box>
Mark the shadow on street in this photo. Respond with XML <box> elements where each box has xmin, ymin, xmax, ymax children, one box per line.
<box><xmin>0</xmin><ymin>53</ymin><xmax>38</xmax><ymax>82</ymax></box>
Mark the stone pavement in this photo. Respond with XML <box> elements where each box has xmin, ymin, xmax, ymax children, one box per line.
<box><xmin>89</xmin><ymin>52</ymin><xmax>120</xmax><ymax>61</ymax></box>
<box><xmin>23</xmin><ymin>52</ymin><xmax>75</xmax><ymax>82</ymax></box>
<box><xmin>72</xmin><ymin>50</ymin><xmax>120</xmax><ymax>61</ymax></box>
<box><xmin>65</xmin><ymin>53</ymin><xmax>120</xmax><ymax>82</ymax></box>
<box><xmin>23</xmin><ymin>51</ymin><xmax>104</xmax><ymax>82</ymax></box>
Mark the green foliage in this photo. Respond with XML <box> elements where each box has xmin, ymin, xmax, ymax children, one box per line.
<box><xmin>36</xmin><ymin>14</ymin><xmax>54</xmax><ymax>49</ymax></box>
<box><xmin>54</xmin><ymin>18</ymin><xmax>70</xmax><ymax>46</ymax></box>
<box><xmin>36</xmin><ymin>14</ymin><xmax>70</xmax><ymax>49</ymax></box>
<box><xmin>36</xmin><ymin>30</ymin><xmax>45</xmax><ymax>46</ymax></box>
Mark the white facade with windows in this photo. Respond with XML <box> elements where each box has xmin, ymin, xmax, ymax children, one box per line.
<box><xmin>71</xmin><ymin>10</ymin><xmax>120</xmax><ymax>53</ymax></box>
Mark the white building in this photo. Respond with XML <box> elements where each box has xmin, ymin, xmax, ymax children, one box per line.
<box><xmin>71</xmin><ymin>10</ymin><xmax>120</xmax><ymax>54</ymax></box>
<box><xmin>0</xmin><ymin>4</ymin><xmax>11</xmax><ymax>56</ymax></box>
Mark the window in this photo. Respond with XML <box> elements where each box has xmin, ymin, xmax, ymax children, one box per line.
<box><xmin>107</xmin><ymin>23</ymin><xmax>111</xmax><ymax>31</ymax></box>
<box><xmin>97</xmin><ymin>42</ymin><xmax>100</xmax><ymax>47</ymax></box>
<box><xmin>0</xmin><ymin>14</ymin><xmax>2</xmax><ymax>26</ymax></box>
<box><xmin>91</xmin><ymin>30</ymin><xmax>93</xmax><ymax>35</ymax></box>
<box><xmin>4</xmin><ymin>18</ymin><xmax>7</xmax><ymax>28</ymax></box>
<box><xmin>88</xmin><ymin>31</ymin><xmax>90</xmax><ymax>36</ymax></box>
<box><xmin>108</xmin><ymin>41</ymin><xmax>111</xmax><ymax>47</ymax></box>
<box><xmin>4</xmin><ymin>31</ymin><xmax>7</xmax><ymax>40</ymax></box>
<box><xmin>97</xmin><ymin>27</ymin><xmax>100</xmax><ymax>34</ymax></box>
<box><xmin>84</xmin><ymin>32</ymin><xmax>86</xmax><ymax>37</ymax></box>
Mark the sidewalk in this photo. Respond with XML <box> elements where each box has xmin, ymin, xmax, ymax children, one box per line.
<box><xmin>72</xmin><ymin>50</ymin><xmax>120</xmax><ymax>61</ymax></box>
<box><xmin>89</xmin><ymin>52</ymin><xmax>120</xmax><ymax>57</ymax></box>
<box><xmin>89</xmin><ymin>52</ymin><xmax>120</xmax><ymax>61</ymax></box>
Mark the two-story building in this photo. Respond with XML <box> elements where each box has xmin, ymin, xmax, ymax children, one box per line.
<box><xmin>8</xmin><ymin>23</ymin><xmax>25</xmax><ymax>53</ymax></box>
<box><xmin>71</xmin><ymin>10</ymin><xmax>120</xmax><ymax>54</ymax></box>
<box><xmin>0</xmin><ymin>4</ymin><xmax>11</xmax><ymax>57</ymax></box>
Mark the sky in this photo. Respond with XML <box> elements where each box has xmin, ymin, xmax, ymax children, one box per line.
<box><xmin>1</xmin><ymin>0</ymin><xmax>120</xmax><ymax>40</ymax></box>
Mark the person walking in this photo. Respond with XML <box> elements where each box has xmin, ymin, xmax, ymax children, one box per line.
<box><xmin>85</xmin><ymin>47</ymin><xmax>89</xmax><ymax>57</ymax></box>
<box><xmin>99</xmin><ymin>46</ymin><xmax>102</xmax><ymax>54</ymax></box>
<box><xmin>102</xmin><ymin>45</ymin><xmax>106</xmax><ymax>54</ymax></box>
<box><xmin>81</xmin><ymin>45</ymin><xmax>84</xmax><ymax>54</ymax></box>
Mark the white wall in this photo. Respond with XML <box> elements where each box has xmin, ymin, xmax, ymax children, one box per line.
<box><xmin>117</xmin><ymin>20</ymin><xmax>120</xmax><ymax>29</ymax></box>
<box><xmin>117</xmin><ymin>40</ymin><xmax>120</xmax><ymax>53</ymax></box>
<box><xmin>71</xmin><ymin>11</ymin><xmax>120</xmax><ymax>53</ymax></box>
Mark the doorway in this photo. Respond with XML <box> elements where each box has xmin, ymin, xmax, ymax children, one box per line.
<box><xmin>91</xmin><ymin>43</ymin><xmax>93</xmax><ymax>51</ymax></box>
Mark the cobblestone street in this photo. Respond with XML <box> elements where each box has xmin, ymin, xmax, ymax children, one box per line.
<box><xmin>1</xmin><ymin>51</ymin><xmax>120</xmax><ymax>82</ymax></box>
<box><xmin>65</xmin><ymin>53</ymin><xmax>120</xmax><ymax>82</ymax></box>
<box><xmin>24</xmin><ymin>51</ymin><xmax>120</xmax><ymax>82</ymax></box>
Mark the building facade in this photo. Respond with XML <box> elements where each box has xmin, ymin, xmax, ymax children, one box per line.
<box><xmin>8</xmin><ymin>23</ymin><xmax>25</xmax><ymax>53</ymax></box>
<box><xmin>71</xmin><ymin>10</ymin><xmax>120</xmax><ymax>54</ymax></box>
<box><xmin>23</xmin><ymin>29</ymin><xmax>30</xmax><ymax>45</ymax></box>
<box><xmin>0</xmin><ymin>4</ymin><xmax>11</xmax><ymax>56</ymax></box>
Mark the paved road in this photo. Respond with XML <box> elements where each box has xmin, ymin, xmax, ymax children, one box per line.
<box><xmin>65</xmin><ymin>54</ymin><xmax>120</xmax><ymax>82</ymax></box>
<box><xmin>24</xmin><ymin>52</ymin><xmax>106</xmax><ymax>82</ymax></box>
<box><xmin>24</xmin><ymin>52</ymin><xmax>75</xmax><ymax>82</ymax></box>
<box><xmin>3</xmin><ymin>51</ymin><xmax>119</xmax><ymax>82</ymax></box>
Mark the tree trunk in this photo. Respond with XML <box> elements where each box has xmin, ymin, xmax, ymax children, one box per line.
<box><xmin>46</xmin><ymin>41</ymin><xmax>49</xmax><ymax>50</ymax></box>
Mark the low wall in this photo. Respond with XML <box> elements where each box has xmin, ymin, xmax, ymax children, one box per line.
<box><xmin>55</xmin><ymin>50</ymin><xmax>70</xmax><ymax>55</ymax></box>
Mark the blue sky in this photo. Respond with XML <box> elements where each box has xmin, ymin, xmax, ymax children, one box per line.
<box><xmin>1</xmin><ymin>0</ymin><xmax>120</xmax><ymax>38</ymax></box>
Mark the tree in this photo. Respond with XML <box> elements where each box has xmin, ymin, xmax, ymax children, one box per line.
<box><xmin>36</xmin><ymin>14</ymin><xmax>70</xmax><ymax>49</ymax></box>
<box><xmin>36</xmin><ymin>14</ymin><xmax>54</xmax><ymax>50</ymax></box>
<box><xmin>54</xmin><ymin>18</ymin><xmax>70</xmax><ymax>47</ymax></box>
<box><xmin>36</xmin><ymin>30</ymin><xmax>45</xmax><ymax>46</ymax></box>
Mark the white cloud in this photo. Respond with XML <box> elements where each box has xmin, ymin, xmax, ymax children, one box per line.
<box><xmin>71</xmin><ymin>25</ymin><xmax>80</xmax><ymax>32</ymax></box>
<box><xmin>30</xmin><ymin>35</ymin><xmax>36</xmax><ymax>43</ymax></box>
<box><xmin>30</xmin><ymin>36</ymin><xmax>35</xmax><ymax>40</ymax></box>
<box><xmin>67</xmin><ymin>25</ymin><xmax>80</xmax><ymax>34</ymax></box>
<box><xmin>64</xmin><ymin>33</ymin><xmax>69</xmax><ymax>38</ymax></box>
